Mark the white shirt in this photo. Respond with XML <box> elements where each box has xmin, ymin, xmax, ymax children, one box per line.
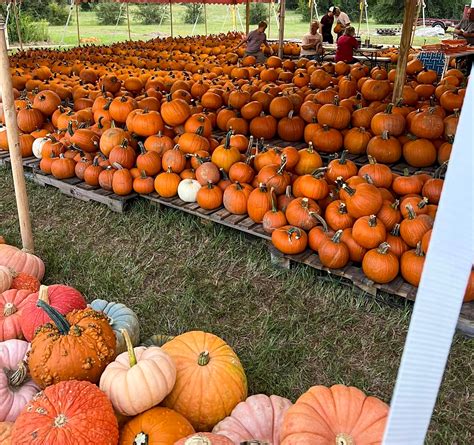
<box><xmin>300</xmin><ymin>32</ymin><xmax>322</xmax><ymax>56</ymax></box>
<box><xmin>337</xmin><ymin>12</ymin><xmax>351</xmax><ymax>26</ymax></box>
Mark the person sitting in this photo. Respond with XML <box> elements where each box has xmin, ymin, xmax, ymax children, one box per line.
<box><xmin>300</xmin><ymin>21</ymin><xmax>323</xmax><ymax>60</ymax></box>
<box><xmin>320</xmin><ymin>7</ymin><xmax>335</xmax><ymax>44</ymax></box>
<box><xmin>454</xmin><ymin>7</ymin><xmax>474</xmax><ymax>45</ymax></box>
<box><xmin>335</xmin><ymin>26</ymin><xmax>359</xmax><ymax>63</ymax></box>
<box><xmin>334</xmin><ymin>6</ymin><xmax>351</xmax><ymax>40</ymax></box>
<box><xmin>234</xmin><ymin>21</ymin><xmax>273</xmax><ymax>64</ymax></box>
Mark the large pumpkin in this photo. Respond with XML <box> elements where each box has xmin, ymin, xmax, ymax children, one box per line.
<box><xmin>20</xmin><ymin>284</ymin><xmax>86</xmax><ymax>342</ymax></box>
<box><xmin>100</xmin><ymin>329</ymin><xmax>176</xmax><ymax>416</ymax></box>
<box><xmin>90</xmin><ymin>299</ymin><xmax>140</xmax><ymax>355</ymax></box>
<box><xmin>28</xmin><ymin>302</ymin><xmax>116</xmax><ymax>388</ymax></box>
<box><xmin>0</xmin><ymin>290</ymin><xmax>31</xmax><ymax>341</ymax></box>
<box><xmin>0</xmin><ymin>245</ymin><xmax>44</xmax><ymax>281</ymax></box>
<box><xmin>162</xmin><ymin>331</ymin><xmax>248</xmax><ymax>431</ymax></box>
<box><xmin>0</xmin><ymin>422</ymin><xmax>13</xmax><ymax>445</ymax></box>
<box><xmin>11</xmin><ymin>380</ymin><xmax>119</xmax><ymax>445</ymax></box>
<box><xmin>0</xmin><ymin>339</ymin><xmax>39</xmax><ymax>422</ymax></box>
<box><xmin>120</xmin><ymin>407</ymin><xmax>195</xmax><ymax>445</ymax></box>
<box><xmin>213</xmin><ymin>394</ymin><xmax>292</xmax><ymax>445</ymax></box>
<box><xmin>280</xmin><ymin>384</ymin><xmax>389</xmax><ymax>445</ymax></box>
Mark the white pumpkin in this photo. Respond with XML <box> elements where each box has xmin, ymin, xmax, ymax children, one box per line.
<box><xmin>32</xmin><ymin>137</ymin><xmax>49</xmax><ymax>159</ymax></box>
<box><xmin>178</xmin><ymin>179</ymin><xmax>201</xmax><ymax>202</ymax></box>
<box><xmin>0</xmin><ymin>266</ymin><xmax>13</xmax><ymax>293</ymax></box>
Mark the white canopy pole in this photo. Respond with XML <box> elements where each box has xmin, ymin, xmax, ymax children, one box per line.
<box><xmin>60</xmin><ymin>0</ymin><xmax>74</xmax><ymax>46</ymax></box>
<box><xmin>382</xmin><ymin>2</ymin><xmax>474</xmax><ymax>442</ymax></box>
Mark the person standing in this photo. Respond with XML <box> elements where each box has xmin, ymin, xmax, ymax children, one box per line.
<box><xmin>334</xmin><ymin>7</ymin><xmax>351</xmax><ymax>40</ymax></box>
<box><xmin>301</xmin><ymin>21</ymin><xmax>323</xmax><ymax>60</ymax></box>
<box><xmin>320</xmin><ymin>7</ymin><xmax>335</xmax><ymax>44</ymax></box>
<box><xmin>234</xmin><ymin>21</ymin><xmax>273</xmax><ymax>64</ymax></box>
<box><xmin>454</xmin><ymin>7</ymin><xmax>474</xmax><ymax>45</ymax></box>
<box><xmin>336</xmin><ymin>26</ymin><xmax>359</xmax><ymax>63</ymax></box>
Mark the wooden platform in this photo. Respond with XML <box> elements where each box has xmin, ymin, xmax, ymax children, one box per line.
<box><xmin>141</xmin><ymin>193</ymin><xmax>473</xmax><ymax>337</ymax></box>
<box><xmin>30</xmin><ymin>168</ymin><xmax>137</xmax><ymax>213</ymax></box>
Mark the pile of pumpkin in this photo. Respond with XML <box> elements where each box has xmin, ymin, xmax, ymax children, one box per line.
<box><xmin>0</xmin><ymin>240</ymin><xmax>390</xmax><ymax>444</ymax></box>
<box><xmin>0</xmin><ymin>38</ymin><xmax>471</xmax><ymax>293</ymax></box>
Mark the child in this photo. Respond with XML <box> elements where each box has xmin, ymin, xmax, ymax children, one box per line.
<box><xmin>335</xmin><ymin>26</ymin><xmax>359</xmax><ymax>63</ymax></box>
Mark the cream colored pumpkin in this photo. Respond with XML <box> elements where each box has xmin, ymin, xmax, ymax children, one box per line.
<box><xmin>213</xmin><ymin>394</ymin><xmax>293</xmax><ymax>445</ymax></box>
<box><xmin>99</xmin><ymin>329</ymin><xmax>176</xmax><ymax>416</ymax></box>
<box><xmin>178</xmin><ymin>179</ymin><xmax>201</xmax><ymax>202</ymax></box>
<box><xmin>0</xmin><ymin>267</ymin><xmax>12</xmax><ymax>293</ymax></box>
<box><xmin>0</xmin><ymin>245</ymin><xmax>44</xmax><ymax>281</ymax></box>
<box><xmin>32</xmin><ymin>137</ymin><xmax>48</xmax><ymax>159</ymax></box>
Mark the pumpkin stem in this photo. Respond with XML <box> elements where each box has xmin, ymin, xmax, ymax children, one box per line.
<box><xmin>138</xmin><ymin>141</ymin><xmax>146</xmax><ymax>154</ymax></box>
<box><xmin>7</xmin><ymin>360</ymin><xmax>28</xmax><ymax>388</ymax></box>
<box><xmin>3</xmin><ymin>302</ymin><xmax>17</xmax><ymax>317</ymax></box>
<box><xmin>133</xmin><ymin>432</ymin><xmax>149</xmax><ymax>445</ymax></box>
<box><xmin>418</xmin><ymin>197</ymin><xmax>429</xmax><ymax>209</ymax></box>
<box><xmin>245</xmin><ymin>135</ymin><xmax>254</xmax><ymax>160</ymax></box>
<box><xmin>38</xmin><ymin>285</ymin><xmax>50</xmax><ymax>304</ymax></box>
<box><xmin>331</xmin><ymin>229</ymin><xmax>344</xmax><ymax>243</ymax></box>
<box><xmin>385</xmin><ymin>103</ymin><xmax>394</xmax><ymax>114</ymax></box>
<box><xmin>415</xmin><ymin>241</ymin><xmax>425</xmax><ymax>257</ymax></box>
<box><xmin>120</xmin><ymin>328</ymin><xmax>137</xmax><ymax>367</ymax></box>
<box><xmin>390</xmin><ymin>223</ymin><xmax>401</xmax><ymax>236</ymax></box>
<box><xmin>224</xmin><ymin>130</ymin><xmax>232</xmax><ymax>149</ymax></box>
<box><xmin>405</xmin><ymin>203</ymin><xmax>416</xmax><ymax>220</ymax></box>
<box><xmin>367</xmin><ymin>155</ymin><xmax>377</xmax><ymax>165</ymax></box>
<box><xmin>337</xmin><ymin>178</ymin><xmax>355</xmax><ymax>196</ymax></box>
<box><xmin>36</xmin><ymin>299</ymin><xmax>71</xmax><ymax>334</ymax></box>
<box><xmin>338</xmin><ymin>202</ymin><xmax>348</xmax><ymax>214</ymax></box>
<box><xmin>270</xmin><ymin>187</ymin><xmax>278</xmax><ymax>213</ymax></box>
<box><xmin>381</xmin><ymin>130</ymin><xmax>390</xmax><ymax>141</ymax></box>
<box><xmin>368</xmin><ymin>215</ymin><xmax>377</xmax><ymax>227</ymax></box>
<box><xmin>277</xmin><ymin>154</ymin><xmax>287</xmax><ymax>175</ymax></box>
<box><xmin>198</xmin><ymin>350</ymin><xmax>210</xmax><ymax>366</ymax></box>
<box><xmin>310</xmin><ymin>212</ymin><xmax>329</xmax><ymax>232</ymax></box>
<box><xmin>363</xmin><ymin>173</ymin><xmax>374</xmax><ymax>185</ymax></box>
<box><xmin>338</xmin><ymin>150</ymin><xmax>348</xmax><ymax>165</ymax></box>
<box><xmin>335</xmin><ymin>432</ymin><xmax>354</xmax><ymax>445</ymax></box>
<box><xmin>285</xmin><ymin>185</ymin><xmax>292</xmax><ymax>198</ymax></box>
<box><xmin>377</xmin><ymin>242</ymin><xmax>391</xmax><ymax>255</ymax></box>
<box><xmin>287</xmin><ymin>226</ymin><xmax>302</xmax><ymax>242</ymax></box>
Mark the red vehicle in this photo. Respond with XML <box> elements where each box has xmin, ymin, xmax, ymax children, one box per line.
<box><xmin>416</xmin><ymin>18</ymin><xmax>460</xmax><ymax>31</ymax></box>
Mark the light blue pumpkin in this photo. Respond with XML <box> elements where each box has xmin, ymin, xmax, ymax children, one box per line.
<box><xmin>89</xmin><ymin>299</ymin><xmax>140</xmax><ymax>355</ymax></box>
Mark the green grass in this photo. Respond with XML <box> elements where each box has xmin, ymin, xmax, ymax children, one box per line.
<box><xmin>0</xmin><ymin>167</ymin><xmax>472</xmax><ymax>443</ymax></box>
<box><xmin>40</xmin><ymin>8</ymin><xmax>444</xmax><ymax>47</ymax></box>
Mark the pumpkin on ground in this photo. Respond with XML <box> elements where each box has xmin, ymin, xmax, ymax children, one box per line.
<box><xmin>120</xmin><ymin>407</ymin><xmax>195</xmax><ymax>445</ymax></box>
<box><xmin>280</xmin><ymin>384</ymin><xmax>389</xmax><ymax>445</ymax></box>
<box><xmin>213</xmin><ymin>394</ymin><xmax>293</xmax><ymax>445</ymax></box>
<box><xmin>28</xmin><ymin>302</ymin><xmax>116</xmax><ymax>388</ymax></box>
<box><xmin>0</xmin><ymin>339</ymin><xmax>39</xmax><ymax>422</ymax></box>
<box><xmin>20</xmin><ymin>284</ymin><xmax>86</xmax><ymax>342</ymax></box>
<box><xmin>100</xmin><ymin>329</ymin><xmax>176</xmax><ymax>416</ymax></box>
<box><xmin>0</xmin><ymin>245</ymin><xmax>44</xmax><ymax>281</ymax></box>
<box><xmin>11</xmin><ymin>380</ymin><xmax>119</xmax><ymax>445</ymax></box>
<box><xmin>90</xmin><ymin>299</ymin><xmax>140</xmax><ymax>355</ymax></box>
<box><xmin>162</xmin><ymin>331</ymin><xmax>248</xmax><ymax>432</ymax></box>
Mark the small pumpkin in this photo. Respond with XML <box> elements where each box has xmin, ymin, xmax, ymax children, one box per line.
<box><xmin>178</xmin><ymin>179</ymin><xmax>202</xmax><ymax>203</ymax></box>
<box><xmin>362</xmin><ymin>242</ymin><xmax>399</xmax><ymax>283</ymax></box>
<box><xmin>12</xmin><ymin>380</ymin><xmax>119</xmax><ymax>445</ymax></box>
<box><xmin>318</xmin><ymin>230</ymin><xmax>350</xmax><ymax>269</ymax></box>
<box><xmin>272</xmin><ymin>226</ymin><xmax>308</xmax><ymax>255</ymax></box>
<box><xmin>120</xmin><ymin>407</ymin><xmax>195</xmax><ymax>445</ymax></box>
<box><xmin>100</xmin><ymin>329</ymin><xmax>176</xmax><ymax>416</ymax></box>
<box><xmin>0</xmin><ymin>290</ymin><xmax>31</xmax><ymax>341</ymax></box>
<box><xmin>89</xmin><ymin>299</ymin><xmax>140</xmax><ymax>355</ymax></box>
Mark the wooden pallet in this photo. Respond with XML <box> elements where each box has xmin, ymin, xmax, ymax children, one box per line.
<box><xmin>0</xmin><ymin>152</ymin><xmax>42</xmax><ymax>172</ymax></box>
<box><xmin>30</xmin><ymin>170</ymin><xmax>137</xmax><ymax>213</ymax></box>
<box><xmin>141</xmin><ymin>192</ymin><xmax>473</xmax><ymax>337</ymax></box>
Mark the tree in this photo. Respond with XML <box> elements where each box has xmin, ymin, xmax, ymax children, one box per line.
<box><xmin>95</xmin><ymin>3</ymin><xmax>124</xmax><ymax>26</ymax></box>
<box><xmin>183</xmin><ymin>4</ymin><xmax>204</xmax><ymax>24</ymax></box>
<box><xmin>134</xmin><ymin>4</ymin><xmax>169</xmax><ymax>25</ymax></box>
<box><xmin>250</xmin><ymin>4</ymin><xmax>268</xmax><ymax>25</ymax></box>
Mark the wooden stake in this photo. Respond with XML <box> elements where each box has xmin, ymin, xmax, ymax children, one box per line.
<box><xmin>278</xmin><ymin>0</ymin><xmax>286</xmax><ymax>58</ymax></box>
<box><xmin>310</xmin><ymin>0</ymin><xmax>314</xmax><ymax>23</ymax></box>
<box><xmin>204</xmin><ymin>1</ymin><xmax>208</xmax><ymax>35</ymax></box>
<box><xmin>12</xmin><ymin>0</ymin><xmax>22</xmax><ymax>51</ymax></box>
<box><xmin>75</xmin><ymin>3</ymin><xmax>80</xmax><ymax>45</ymax></box>
<box><xmin>0</xmin><ymin>20</ymin><xmax>34</xmax><ymax>252</ymax></box>
<box><xmin>245</xmin><ymin>0</ymin><xmax>250</xmax><ymax>35</ymax></box>
<box><xmin>392</xmin><ymin>0</ymin><xmax>418</xmax><ymax>102</ymax></box>
<box><xmin>169</xmin><ymin>1</ymin><xmax>173</xmax><ymax>37</ymax></box>
<box><xmin>126</xmin><ymin>2</ymin><xmax>131</xmax><ymax>41</ymax></box>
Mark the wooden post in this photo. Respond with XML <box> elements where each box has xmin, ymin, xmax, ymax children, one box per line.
<box><xmin>392</xmin><ymin>0</ymin><xmax>418</xmax><ymax>102</ymax></box>
<box><xmin>204</xmin><ymin>1</ymin><xmax>208</xmax><ymax>35</ymax></box>
<box><xmin>0</xmin><ymin>20</ymin><xmax>35</xmax><ymax>252</ymax></box>
<box><xmin>245</xmin><ymin>0</ymin><xmax>250</xmax><ymax>35</ymax></box>
<box><xmin>169</xmin><ymin>1</ymin><xmax>173</xmax><ymax>37</ymax></box>
<box><xmin>75</xmin><ymin>3</ymin><xmax>81</xmax><ymax>45</ymax></box>
<box><xmin>358</xmin><ymin>0</ymin><xmax>364</xmax><ymax>36</ymax></box>
<box><xmin>126</xmin><ymin>2</ymin><xmax>131</xmax><ymax>41</ymax></box>
<box><xmin>278</xmin><ymin>0</ymin><xmax>285</xmax><ymax>58</ymax></box>
<box><xmin>12</xmin><ymin>0</ymin><xmax>22</xmax><ymax>51</ymax></box>
<box><xmin>310</xmin><ymin>0</ymin><xmax>314</xmax><ymax>23</ymax></box>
